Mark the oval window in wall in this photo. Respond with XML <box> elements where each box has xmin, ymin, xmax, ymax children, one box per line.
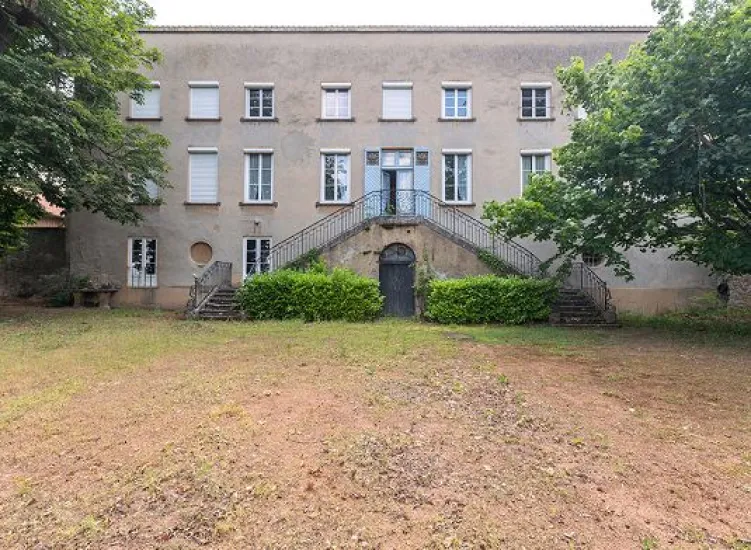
<box><xmin>190</xmin><ymin>242</ymin><xmax>213</xmax><ymax>266</ymax></box>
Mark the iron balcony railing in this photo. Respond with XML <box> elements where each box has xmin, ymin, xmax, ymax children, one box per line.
<box><xmin>187</xmin><ymin>260</ymin><xmax>233</xmax><ymax>313</ymax></box>
<box><xmin>269</xmin><ymin>190</ymin><xmax>543</xmax><ymax>278</ymax></box>
<box><xmin>565</xmin><ymin>261</ymin><xmax>612</xmax><ymax>314</ymax></box>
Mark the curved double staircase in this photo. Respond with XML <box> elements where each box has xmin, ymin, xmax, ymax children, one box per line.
<box><xmin>187</xmin><ymin>190</ymin><xmax>615</xmax><ymax>325</ymax></box>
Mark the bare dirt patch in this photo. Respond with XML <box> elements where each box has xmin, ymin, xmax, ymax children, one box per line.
<box><xmin>0</xmin><ymin>312</ymin><xmax>749</xmax><ymax>549</ymax></box>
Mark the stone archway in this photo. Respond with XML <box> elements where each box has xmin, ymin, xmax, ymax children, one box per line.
<box><xmin>379</xmin><ymin>243</ymin><xmax>416</xmax><ymax>317</ymax></box>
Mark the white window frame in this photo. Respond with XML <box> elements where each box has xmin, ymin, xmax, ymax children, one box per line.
<box><xmin>319</xmin><ymin>149</ymin><xmax>351</xmax><ymax>204</ymax></box>
<box><xmin>129</xmin><ymin>81</ymin><xmax>161</xmax><ymax>119</ymax></box>
<box><xmin>244</xmin><ymin>82</ymin><xmax>275</xmax><ymax>119</ymax></box>
<box><xmin>188</xmin><ymin>81</ymin><xmax>220</xmax><ymax>119</ymax></box>
<box><xmin>441</xmin><ymin>82</ymin><xmax>472</xmax><ymax>119</ymax></box>
<box><xmin>242</xmin><ymin>237</ymin><xmax>273</xmax><ymax>278</ymax></box>
<box><xmin>127</xmin><ymin>237</ymin><xmax>157</xmax><ymax>288</ymax></box>
<box><xmin>520</xmin><ymin>82</ymin><xmax>552</xmax><ymax>119</ymax></box>
<box><xmin>321</xmin><ymin>83</ymin><xmax>352</xmax><ymax>119</ymax></box>
<box><xmin>381</xmin><ymin>81</ymin><xmax>413</xmax><ymax>120</ymax></box>
<box><xmin>520</xmin><ymin>149</ymin><xmax>552</xmax><ymax>193</ymax></box>
<box><xmin>441</xmin><ymin>149</ymin><xmax>473</xmax><ymax>204</ymax></box>
<box><xmin>187</xmin><ymin>147</ymin><xmax>219</xmax><ymax>204</ymax></box>
<box><xmin>243</xmin><ymin>148</ymin><xmax>274</xmax><ymax>203</ymax></box>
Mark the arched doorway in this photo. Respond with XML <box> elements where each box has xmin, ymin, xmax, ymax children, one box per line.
<box><xmin>379</xmin><ymin>243</ymin><xmax>416</xmax><ymax>317</ymax></box>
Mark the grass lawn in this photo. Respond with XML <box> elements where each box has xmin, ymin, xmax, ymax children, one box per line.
<box><xmin>0</xmin><ymin>308</ymin><xmax>750</xmax><ymax>549</ymax></box>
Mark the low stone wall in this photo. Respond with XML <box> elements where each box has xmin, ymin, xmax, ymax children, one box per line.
<box><xmin>0</xmin><ymin>228</ymin><xmax>67</xmax><ymax>298</ymax></box>
<box><xmin>729</xmin><ymin>275</ymin><xmax>751</xmax><ymax>309</ymax></box>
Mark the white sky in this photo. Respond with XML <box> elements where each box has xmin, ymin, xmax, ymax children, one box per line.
<box><xmin>147</xmin><ymin>0</ymin><xmax>696</xmax><ymax>26</ymax></box>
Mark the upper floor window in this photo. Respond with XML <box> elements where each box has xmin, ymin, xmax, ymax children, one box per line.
<box><xmin>520</xmin><ymin>83</ymin><xmax>552</xmax><ymax>119</ymax></box>
<box><xmin>442</xmin><ymin>150</ymin><xmax>472</xmax><ymax>203</ymax></box>
<box><xmin>188</xmin><ymin>147</ymin><xmax>219</xmax><ymax>203</ymax></box>
<box><xmin>243</xmin><ymin>237</ymin><xmax>272</xmax><ymax>277</ymax></box>
<box><xmin>521</xmin><ymin>150</ymin><xmax>551</xmax><ymax>192</ymax></box>
<box><xmin>128</xmin><ymin>237</ymin><xmax>157</xmax><ymax>288</ymax></box>
<box><xmin>189</xmin><ymin>81</ymin><xmax>220</xmax><ymax>119</ymax></box>
<box><xmin>321</xmin><ymin>84</ymin><xmax>351</xmax><ymax>119</ymax></box>
<box><xmin>320</xmin><ymin>150</ymin><xmax>350</xmax><ymax>203</ymax></box>
<box><xmin>442</xmin><ymin>83</ymin><xmax>472</xmax><ymax>119</ymax></box>
<box><xmin>382</xmin><ymin>82</ymin><xmax>413</xmax><ymax>120</ymax></box>
<box><xmin>130</xmin><ymin>82</ymin><xmax>161</xmax><ymax>120</ymax></box>
<box><xmin>244</xmin><ymin>150</ymin><xmax>273</xmax><ymax>203</ymax></box>
<box><xmin>245</xmin><ymin>83</ymin><xmax>274</xmax><ymax>119</ymax></box>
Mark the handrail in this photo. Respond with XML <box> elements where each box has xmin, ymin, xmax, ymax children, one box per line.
<box><xmin>269</xmin><ymin>190</ymin><xmax>543</xmax><ymax>277</ymax></box>
<box><xmin>564</xmin><ymin>261</ymin><xmax>612</xmax><ymax>314</ymax></box>
<box><xmin>187</xmin><ymin>260</ymin><xmax>233</xmax><ymax>314</ymax></box>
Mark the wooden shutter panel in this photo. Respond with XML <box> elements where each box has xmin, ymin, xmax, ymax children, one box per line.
<box><xmin>414</xmin><ymin>148</ymin><xmax>431</xmax><ymax>217</ymax></box>
<box><xmin>190</xmin><ymin>86</ymin><xmax>219</xmax><ymax>118</ymax></box>
<box><xmin>364</xmin><ymin>148</ymin><xmax>382</xmax><ymax>218</ymax></box>
<box><xmin>189</xmin><ymin>153</ymin><xmax>218</xmax><ymax>203</ymax></box>
<box><xmin>131</xmin><ymin>87</ymin><xmax>161</xmax><ymax>119</ymax></box>
<box><xmin>382</xmin><ymin>89</ymin><xmax>412</xmax><ymax>119</ymax></box>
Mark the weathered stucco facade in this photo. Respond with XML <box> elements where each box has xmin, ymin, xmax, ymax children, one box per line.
<box><xmin>66</xmin><ymin>26</ymin><xmax>716</xmax><ymax>313</ymax></box>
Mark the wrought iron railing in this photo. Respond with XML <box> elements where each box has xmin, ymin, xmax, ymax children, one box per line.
<box><xmin>187</xmin><ymin>261</ymin><xmax>232</xmax><ymax>314</ymax></box>
<box><xmin>269</xmin><ymin>190</ymin><xmax>542</xmax><ymax>277</ymax></box>
<box><xmin>564</xmin><ymin>261</ymin><xmax>612</xmax><ymax>314</ymax></box>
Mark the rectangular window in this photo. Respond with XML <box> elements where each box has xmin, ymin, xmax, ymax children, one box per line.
<box><xmin>382</xmin><ymin>82</ymin><xmax>413</xmax><ymax>120</ymax></box>
<box><xmin>243</xmin><ymin>237</ymin><xmax>272</xmax><ymax>277</ymax></box>
<box><xmin>128</xmin><ymin>237</ymin><xmax>157</xmax><ymax>287</ymax></box>
<box><xmin>188</xmin><ymin>149</ymin><xmax>218</xmax><ymax>203</ymax></box>
<box><xmin>130</xmin><ymin>82</ymin><xmax>160</xmax><ymax>119</ymax></box>
<box><xmin>442</xmin><ymin>87</ymin><xmax>471</xmax><ymax>119</ymax></box>
<box><xmin>320</xmin><ymin>152</ymin><xmax>350</xmax><ymax>203</ymax></box>
<box><xmin>443</xmin><ymin>152</ymin><xmax>472</xmax><ymax>203</ymax></box>
<box><xmin>244</xmin><ymin>151</ymin><xmax>273</xmax><ymax>202</ymax></box>
<box><xmin>189</xmin><ymin>82</ymin><xmax>220</xmax><ymax>119</ymax></box>
<box><xmin>322</xmin><ymin>86</ymin><xmax>351</xmax><ymax>119</ymax></box>
<box><xmin>381</xmin><ymin>149</ymin><xmax>413</xmax><ymax>168</ymax></box>
<box><xmin>521</xmin><ymin>152</ymin><xmax>551</xmax><ymax>191</ymax></box>
<box><xmin>144</xmin><ymin>178</ymin><xmax>159</xmax><ymax>200</ymax></box>
<box><xmin>245</xmin><ymin>85</ymin><xmax>274</xmax><ymax>118</ymax></box>
<box><xmin>521</xmin><ymin>86</ymin><xmax>551</xmax><ymax>119</ymax></box>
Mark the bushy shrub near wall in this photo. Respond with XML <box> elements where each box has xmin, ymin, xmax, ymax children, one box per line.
<box><xmin>235</xmin><ymin>268</ymin><xmax>383</xmax><ymax>322</ymax></box>
<box><xmin>426</xmin><ymin>275</ymin><xmax>558</xmax><ymax>324</ymax></box>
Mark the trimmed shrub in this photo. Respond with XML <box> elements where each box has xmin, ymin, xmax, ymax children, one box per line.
<box><xmin>235</xmin><ymin>268</ymin><xmax>383</xmax><ymax>322</ymax></box>
<box><xmin>425</xmin><ymin>275</ymin><xmax>558</xmax><ymax>325</ymax></box>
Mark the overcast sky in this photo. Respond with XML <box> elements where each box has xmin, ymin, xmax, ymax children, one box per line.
<box><xmin>147</xmin><ymin>0</ymin><xmax>696</xmax><ymax>26</ymax></box>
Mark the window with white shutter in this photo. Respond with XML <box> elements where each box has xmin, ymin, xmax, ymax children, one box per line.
<box><xmin>130</xmin><ymin>82</ymin><xmax>161</xmax><ymax>119</ymax></box>
<box><xmin>321</xmin><ymin>83</ymin><xmax>351</xmax><ymax>119</ymax></box>
<box><xmin>188</xmin><ymin>148</ymin><xmax>219</xmax><ymax>203</ymax></box>
<box><xmin>189</xmin><ymin>82</ymin><xmax>220</xmax><ymax>119</ymax></box>
<box><xmin>382</xmin><ymin>82</ymin><xmax>413</xmax><ymax>120</ymax></box>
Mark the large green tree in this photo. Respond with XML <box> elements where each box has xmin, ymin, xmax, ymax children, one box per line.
<box><xmin>0</xmin><ymin>0</ymin><xmax>168</xmax><ymax>255</ymax></box>
<box><xmin>483</xmin><ymin>0</ymin><xmax>751</xmax><ymax>278</ymax></box>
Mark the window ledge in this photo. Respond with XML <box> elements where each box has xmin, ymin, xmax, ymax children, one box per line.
<box><xmin>240</xmin><ymin>117</ymin><xmax>279</xmax><ymax>122</ymax></box>
<box><xmin>378</xmin><ymin>117</ymin><xmax>417</xmax><ymax>122</ymax></box>
<box><xmin>438</xmin><ymin>117</ymin><xmax>476</xmax><ymax>122</ymax></box>
<box><xmin>185</xmin><ymin>116</ymin><xmax>222</xmax><ymax>122</ymax></box>
<box><xmin>126</xmin><ymin>116</ymin><xmax>163</xmax><ymax>122</ymax></box>
<box><xmin>444</xmin><ymin>202</ymin><xmax>476</xmax><ymax>207</ymax></box>
<box><xmin>239</xmin><ymin>201</ymin><xmax>278</xmax><ymax>207</ymax></box>
<box><xmin>316</xmin><ymin>117</ymin><xmax>356</xmax><ymax>122</ymax></box>
<box><xmin>316</xmin><ymin>201</ymin><xmax>353</xmax><ymax>207</ymax></box>
<box><xmin>517</xmin><ymin>117</ymin><xmax>556</xmax><ymax>122</ymax></box>
<box><xmin>183</xmin><ymin>201</ymin><xmax>221</xmax><ymax>206</ymax></box>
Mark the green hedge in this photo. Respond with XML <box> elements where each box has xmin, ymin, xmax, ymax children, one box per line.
<box><xmin>235</xmin><ymin>268</ymin><xmax>383</xmax><ymax>322</ymax></box>
<box><xmin>425</xmin><ymin>275</ymin><xmax>558</xmax><ymax>325</ymax></box>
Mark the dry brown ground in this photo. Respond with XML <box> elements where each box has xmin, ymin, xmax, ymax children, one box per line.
<box><xmin>0</xmin><ymin>309</ymin><xmax>749</xmax><ymax>549</ymax></box>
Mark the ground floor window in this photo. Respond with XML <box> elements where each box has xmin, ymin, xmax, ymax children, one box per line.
<box><xmin>243</xmin><ymin>237</ymin><xmax>272</xmax><ymax>277</ymax></box>
<box><xmin>128</xmin><ymin>237</ymin><xmax>157</xmax><ymax>287</ymax></box>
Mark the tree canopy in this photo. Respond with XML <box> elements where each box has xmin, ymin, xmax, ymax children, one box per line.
<box><xmin>0</xmin><ymin>0</ymin><xmax>169</xmax><ymax>255</ymax></box>
<box><xmin>483</xmin><ymin>0</ymin><xmax>751</xmax><ymax>278</ymax></box>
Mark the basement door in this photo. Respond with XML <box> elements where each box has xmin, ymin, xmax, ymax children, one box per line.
<box><xmin>379</xmin><ymin>243</ymin><xmax>416</xmax><ymax>317</ymax></box>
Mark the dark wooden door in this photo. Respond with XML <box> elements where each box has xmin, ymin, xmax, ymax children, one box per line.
<box><xmin>379</xmin><ymin>244</ymin><xmax>416</xmax><ymax>317</ymax></box>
